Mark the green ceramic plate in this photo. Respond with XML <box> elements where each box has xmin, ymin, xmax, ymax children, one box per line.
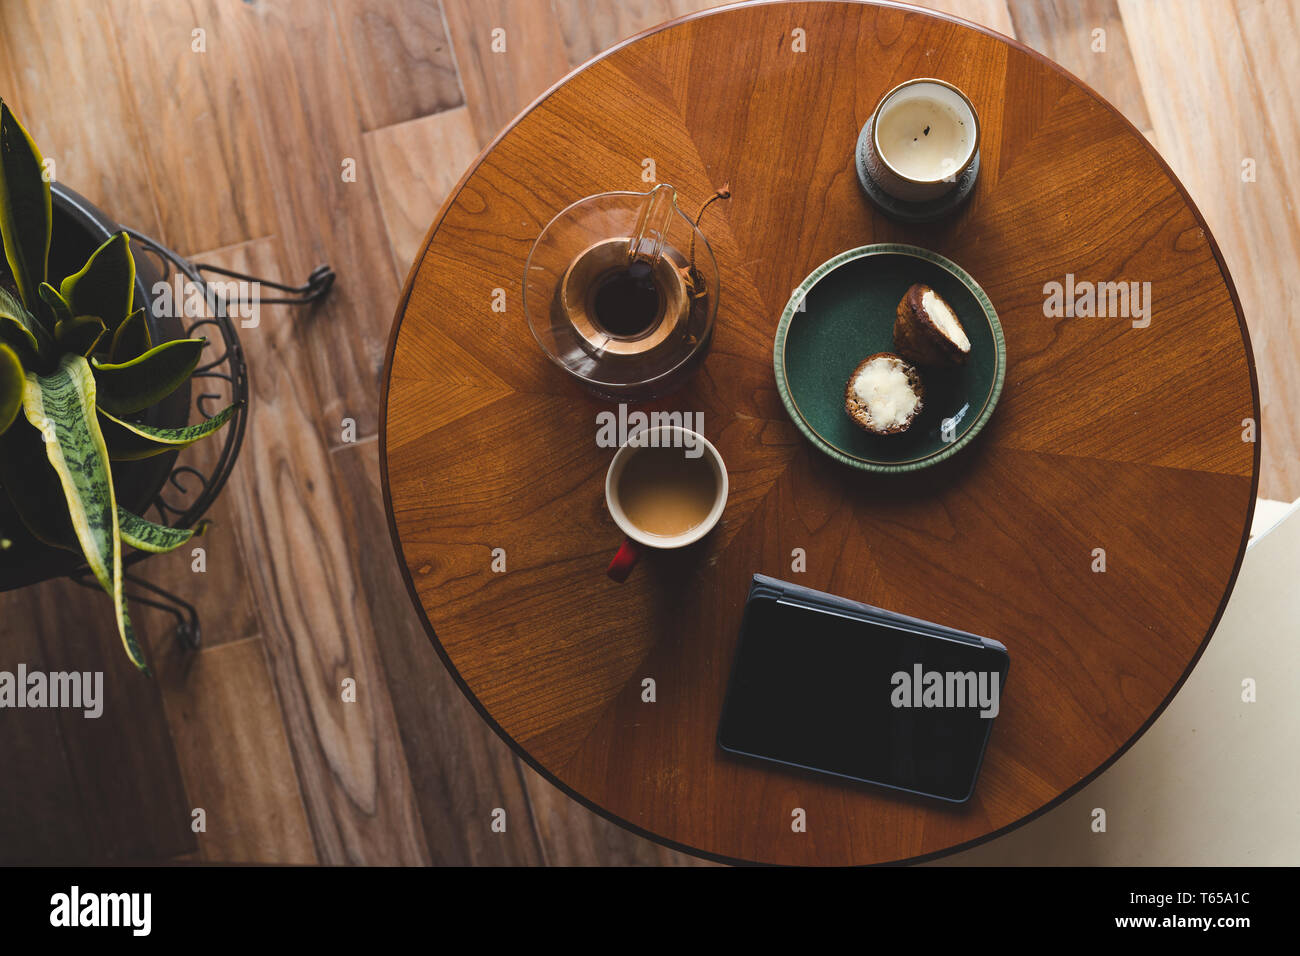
<box><xmin>774</xmin><ymin>244</ymin><xmax>1005</xmax><ymax>473</ymax></box>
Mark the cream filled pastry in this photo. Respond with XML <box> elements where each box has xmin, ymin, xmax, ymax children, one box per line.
<box><xmin>844</xmin><ymin>352</ymin><xmax>924</xmax><ymax>435</ymax></box>
<box><xmin>893</xmin><ymin>283</ymin><xmax>971</xmax><ymax>366</ymax></box>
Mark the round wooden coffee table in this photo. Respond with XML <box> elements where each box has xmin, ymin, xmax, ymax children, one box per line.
<box><xmin>381</xmin><ymin>0</ymin><xmax>1258</xmax><ymax>865</ymax></box>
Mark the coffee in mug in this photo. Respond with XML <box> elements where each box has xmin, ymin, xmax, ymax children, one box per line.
<box><xmin>605</xmin><ymin>425</ymin><xmax>728</xmax><ymax>581</ymax></box>
<box><xmin>616</xmin><ymin>444</ymin><xmax>718</xmax><ymax>537</ymax></box>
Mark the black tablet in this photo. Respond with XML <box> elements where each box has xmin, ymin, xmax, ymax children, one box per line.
<box><xmin>717</xmin><ymin>575</ymin><xmax>1009</xmax><ymax>803</ymax></box>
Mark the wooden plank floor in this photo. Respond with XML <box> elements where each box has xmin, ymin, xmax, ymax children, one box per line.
<box><xmin>0</xmin><ymin>0</ymin><xmax>1295</xmax><ymax>865</ymax></box>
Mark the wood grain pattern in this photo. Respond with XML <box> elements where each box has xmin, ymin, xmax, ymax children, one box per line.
<box><xmin>333</xmin><ymin>439</ymin><xmax>550</xmax><ymax>865</ymax></box>
<box><xmin>199</xmin><ymin>0</ymin><xmax>403</xmax><ymax>439</ymax></box>
<box><xmin>365</xmin><ymin>106</ymin><xmax>482</xmax><ymax>276</ymax></box>
<box><xmin>518</xmin><ymin>764</ymin><xmax>719</xmax><ymax>865</ymax></box>
<box><xmin>204</xmin><ymin>237</ymin><xmax>429</xmax><ymax>865</ymax></box>
<box><xmin>1</xmin><ymin>579</ymin><xmax>195</xmax><ymax>862</ymax></box>
<box><xmin>443</xmin><ymin>0</ymin><xmax>572</xmax><ymax>144</ymax></box>
<box><xmin>0</xmin><ymin>0</ymin><xmax>163</xmax><ymax>237</ymax></box>
<box><xmin>0</xmin><ymin>23</ymin><xmax>18</xmax><ymax>105</ymax></box>
<box><xmin>384</xmin><ymin>0</ymin><xmax>1258</xmax><ymax>865</ymax></box>
<box><xmin>910</xmin><ymin>0</ymin><xmax>1015</xmax><ymax>36</ymax></box>
<box><xmin>0</xmin><ymin>587</ymin><xmax>95</xmax><ymax>863</ymax></box>
<box><xmin>1120</xmin><ymin>0</ymin><xmax>1300</xmax><ymax>500</ymax></box>
<box><xmin>549</xmin><ymin>0</ymin><xmax>732</xmax><ymax>66</ymax></box>
<box><xmin>153</xmin><ymin>637</ymin><xmax>317</xmax><ymax>863</ymax></box>
<box><xmin>331</xmin><ymin>0</ymin><xmax>465</xmax><ymax>131</ymax></box>
<box><xmin>108</xmin><ymin>0</ymin><xmax>276</xmax><ymax>254</ymax></box>
<box><xmin>109</xmin><ymin>0</ymin><xmax>277</xmax><ymax>253</ymax></box>
<box><xmin>1007</xmin><ymin>0</ymin><xmax>1152</xmax><ymax>137</ymax></box>
<box><xmin>131</xmin><ymin>493</ymin><xmax>262</xmax><ymax>651</ymax></box>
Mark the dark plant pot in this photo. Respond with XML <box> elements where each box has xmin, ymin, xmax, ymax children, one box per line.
<box><xmin>0</xmin><ymin>184</ymin><xmax>190</xmax><ymax>591</ymax></box>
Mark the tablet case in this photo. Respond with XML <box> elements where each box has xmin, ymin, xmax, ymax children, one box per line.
<box><xmin>745</xmin><ymin>573</ymin><xmax>1007</xmax><ymax>654</ymax></box>
<box><xmin>718</xmin><ymin>574</ymin><xmax>1009</xmax><ymax>802</ymax></box>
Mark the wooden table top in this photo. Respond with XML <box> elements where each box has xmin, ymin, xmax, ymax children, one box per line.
<box><xmin>381</xmin><ymin>0</ymin><xmax>1259</xmax><ymax>866</ymax></box>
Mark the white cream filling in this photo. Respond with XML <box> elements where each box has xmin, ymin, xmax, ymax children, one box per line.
<box><xmin>852</xmin><ymin>357</ymin><xmax>920</xmax><ymax>427</ymax></box>
<box><xmin>922</xmin><ymin>289</ymin><xmax>970</xmax><ymax>352</ymax></box>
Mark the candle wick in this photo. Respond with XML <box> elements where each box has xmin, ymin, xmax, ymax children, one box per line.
<box><xmin>923</xmin><ymin>125</ymin><xmax>931</xmax><ymax>136</ymax></box>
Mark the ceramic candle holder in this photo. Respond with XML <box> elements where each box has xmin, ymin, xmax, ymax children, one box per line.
<box><xmin>856</xmin><ymin>78</ymin><xmax>981</xmax><ymax>222</ymax></box>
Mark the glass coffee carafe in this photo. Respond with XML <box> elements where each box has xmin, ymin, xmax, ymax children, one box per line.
<box><xmin>524</xmin><ymin>184</ymin><xmax>719</xmax><ymax>400</ymax></box>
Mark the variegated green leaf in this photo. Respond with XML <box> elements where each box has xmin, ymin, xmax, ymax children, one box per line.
<box><xmin>0</xmin><ymin>100</ymin><xmax>52</xmax><ymax>311</ymax></box>
<box><xmin>55</xmin><ymin>314</ymin><xmax>107</xmax><ymax>357</ymax></box>
<box><xmin>99</xmin><ymin>401</ymin><xmax>237</xmax><ymax>460</ymax></box>
<box><xmin>0</xmin><ymin>285</ymin><xmax>27</xmax><ymax>317</ymax></box>
<box><xmin>22</xmin><ymin>352</ymin><xmax>145</xmax><ymax>671</ymax></box>
<box><xmin>118</xmin><ymin>507</ymin><xmax>197</xmax><ymax>553</ymax></box>
<box><xmin>59</xmin><ymin>231</ymin><xmax>135</xmax><ymax>331</ymax></box>
<box><xmin>0</xmin><ymin>284</ymin><xmax>34</xmax><ymax>322</ymax></box>
<box><xmin>91</xmin><ymin>337</ymin><xmax>205</xmax><ymax>416</ymax></box>
<box><xmin>109</xmin><ymin>307</ymin><xmax>151</xmax><ymax>363</ymax></box>
<box><xmin>0</xmin><ymin>342</ymin><xmax>21</xmax><ymax>434</ymax></box>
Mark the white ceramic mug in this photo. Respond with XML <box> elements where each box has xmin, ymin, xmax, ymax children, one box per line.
<box><xmin>605</xmin><ymin>424</ymin><xmax>728</xmax><ymax>581</ymax></box>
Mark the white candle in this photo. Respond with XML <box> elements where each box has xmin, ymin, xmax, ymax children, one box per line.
<box><xmin>876</xmin><ymin>84</ymin><xmax>975</xmax><ymax>182</ymax></box>
<box><xmin>859</xmin><ymin>79</ymin><xmax>981</xmax><ymax>204</ymax></box>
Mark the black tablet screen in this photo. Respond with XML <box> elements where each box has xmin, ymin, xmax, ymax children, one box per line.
<box><xmin>718</xmin><ymin>598</ymin><xmax>1008</xmax><ymax>802</ymax></box>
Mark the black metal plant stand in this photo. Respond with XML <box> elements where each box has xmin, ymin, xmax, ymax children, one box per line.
<box><xmin>70</xmin><ymin>230</ymin><xmax>334</xmax><ymax>650</ymax></box>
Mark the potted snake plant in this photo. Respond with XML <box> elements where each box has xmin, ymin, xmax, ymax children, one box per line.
<box><xmin>0</xmin><ymin>99</ymin><xmax>236</xmax><ymax>672</ymax></box>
